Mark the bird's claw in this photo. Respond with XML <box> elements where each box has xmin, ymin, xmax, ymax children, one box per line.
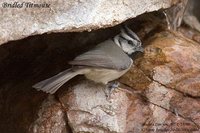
<box><xmin>105</xmin><ymin>81</ymin><xmax>119</xmax><ymax>100</ymax></box>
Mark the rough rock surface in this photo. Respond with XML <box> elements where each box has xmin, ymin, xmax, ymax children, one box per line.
<box><xmin>0</xmin><ymin>0</ymin><xmax>175</xmax><ymax>45</ymax></box>
<box><xmin>59</xmin><ymin>80</ymin><xmax>130</xmax><ymax>133</ymax></box>
<box><xmin>179</xmin><ymin>27</ymin><xmax>200</xmax><ymax>44</ymax></box>
<box><xmin>120</xmin><ymin>30</ymin><xmax>200</xmax><ymax>132</ymax></box>
<box><xmin>29</xmin><ymin>95</ymin><xmax>69</xmax><ymax>133</ymax></box>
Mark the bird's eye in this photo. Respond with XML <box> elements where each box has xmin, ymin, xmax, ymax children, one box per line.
<box><xmin>127</xmin><ymin>40</ymin><xmax>132</xmax><ymax>45</ymax></box>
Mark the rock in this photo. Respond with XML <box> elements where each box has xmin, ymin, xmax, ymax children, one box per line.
<box><xmin>138</xmin><ymin>31</ymin><xmax>200</xmax><ymax>97</ymax></box>
<box><xmin>59</xmin><ymin>80</ymin><xmax>130</xmax><ymax>133</ymax></box>
<box><xmin>119</xmin><ymin>66</ymin><xmax>151</xmax><ymax>91</ymax></box>
<box><xmin>0</xmin><ymin>0</ymin><xmax>178</xmax><ymax>45</ymax></box>
<box><xmin>164</xmin><ymin>0</ymin><xmax>188</xmax><ymax>31</ymax></box>
<box><xmin>29</xmin><ymin>95</ymin><xmax>69</xmax><ymax>133</ymax></box>
<box><xmin>125</xmin><ymin>93</ymin><xmax>151</xmax><ymax>133</ymax></box>
<box><xmin>120</xmin><ymin>30</ymin><xmax>200</xmax><ymax>132</ymax></box>
<box><xmin>57</xmin><ymin>81</ymin><xmax>157</xmax><ymax>133</ymax></box>
<box><xmin>178</xmin><ymin>27</ymin><xmax>200</xmax><ymax>44</ymax></box>
<box><xmin>0</xmin><ymin>83</ymin><xmax>67</xmax><ymax>133</ymax></box>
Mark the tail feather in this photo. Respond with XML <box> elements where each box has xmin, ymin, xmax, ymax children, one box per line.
<box><xmin>33</xmin><ymin>68</ymin><xmax>82</xmax><ymax>94</ymax></box>
<box><xmin>47</xmin><ymin>78</ymin><xmax>70</xmax><ymax>94</ymax></box>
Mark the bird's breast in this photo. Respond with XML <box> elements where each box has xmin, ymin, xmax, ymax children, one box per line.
<box><xmin>84</xmin><ymin>68</ymin><xmax>130</xmax><ymax>84</ymax></box>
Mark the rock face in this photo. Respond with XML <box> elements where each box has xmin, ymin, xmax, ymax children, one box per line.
<box><xmin>120</xmin><ymin>30</ymin><xmax>200</xmax><ymax>132</ymax></box>
<box><xmin>29</xmin><ymin>96</ymin><xmax>69</xmax><ymax>133</ymax></box>
<box><xmin>0</xmin><ymin>0</ymin><xmax>175</xmax><ymax>45</ymax></box>
<box><xmin>59</xmin><ymin>80</ymin><xmax>130</xmax><ymax>133</ymax></box>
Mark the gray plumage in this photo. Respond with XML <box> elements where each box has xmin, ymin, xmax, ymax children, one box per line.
<box><xmin>69</xmin><ymin>40</ymin><xmax>132</xmax><ymax>70</ymax></box>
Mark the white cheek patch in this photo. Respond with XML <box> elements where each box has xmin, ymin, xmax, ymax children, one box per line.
<box><xmin>121</xmin><ymin>43</ymin><xmax>133</xmax><ymax>54</ymax></box>
<box><xmin>114</xmin><ymin>35</ymin><xmax>121</xmax><ymax>47</ymax></box>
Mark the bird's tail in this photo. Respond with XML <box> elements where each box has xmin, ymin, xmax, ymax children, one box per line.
<box><xmin>32</xmin><ymin>68</ymin><xmax>83</xmax><ymax>94</ymax></box>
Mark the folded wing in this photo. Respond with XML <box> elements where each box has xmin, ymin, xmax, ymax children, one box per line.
<box><xmin>69</xmin><ymin>40</ymin><xmax>133</xmax><ymax>70</ymax></box>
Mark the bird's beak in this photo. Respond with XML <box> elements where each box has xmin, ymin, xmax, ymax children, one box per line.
<box><xmin>128</xmin><ymin>47</ymin><xmax>144</xmax><ymax>58</ymax></box>
<box><xmin>137</xmin><ymin>47</ymin><xmax>144</xmax><ymax>52</ymax></box>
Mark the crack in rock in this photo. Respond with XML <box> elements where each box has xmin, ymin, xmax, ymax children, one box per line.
<box><xmin>130</xmin><ymin>67</ymin><xmax>200</xmax><ymax>129</ymax></box>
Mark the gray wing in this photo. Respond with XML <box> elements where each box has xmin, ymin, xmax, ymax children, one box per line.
<box><xmin>69</xmin><ymin>40</ymin><xmax>133</xmax><ymax>70</ymax></box>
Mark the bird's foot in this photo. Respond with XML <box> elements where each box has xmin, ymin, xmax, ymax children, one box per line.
<box><xmin>105</xmin><ymin>81</ymin><xmax>119</xmax><ymax>100</ymax></box>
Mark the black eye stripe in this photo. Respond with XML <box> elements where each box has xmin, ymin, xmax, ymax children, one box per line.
<box><xmin>119</xmin><ymin>40</ymin><xmax>122</xmax><ymax>47</ymax></box>
<box><xmin>119</xmin><ymin>35</ymin><xmax>126</xmax><ymax>40</ymax></box>
<box><xmin>119</xmin><ymin>35</ymin><xmax>131</xmax><ymax>43</ymax></box>
<box><xmin>118</xmin><ymin>36</ymin><xmax>123</xmax><ymax>47</ymax></box>
<box><xmin>128</xmin><ymin>40</ymin><xmax>132</xmax><ymax>44</ymax></box>
<box><xmin>119</xmin><ymin>35</ymin><xmax>134</xmax><ymax>46</ymax></box>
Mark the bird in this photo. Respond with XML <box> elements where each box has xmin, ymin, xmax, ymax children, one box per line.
<box><xmin>32</xmin><ymin>25</ymin><xmax>143</xmax><ymax>94</ymax></box>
